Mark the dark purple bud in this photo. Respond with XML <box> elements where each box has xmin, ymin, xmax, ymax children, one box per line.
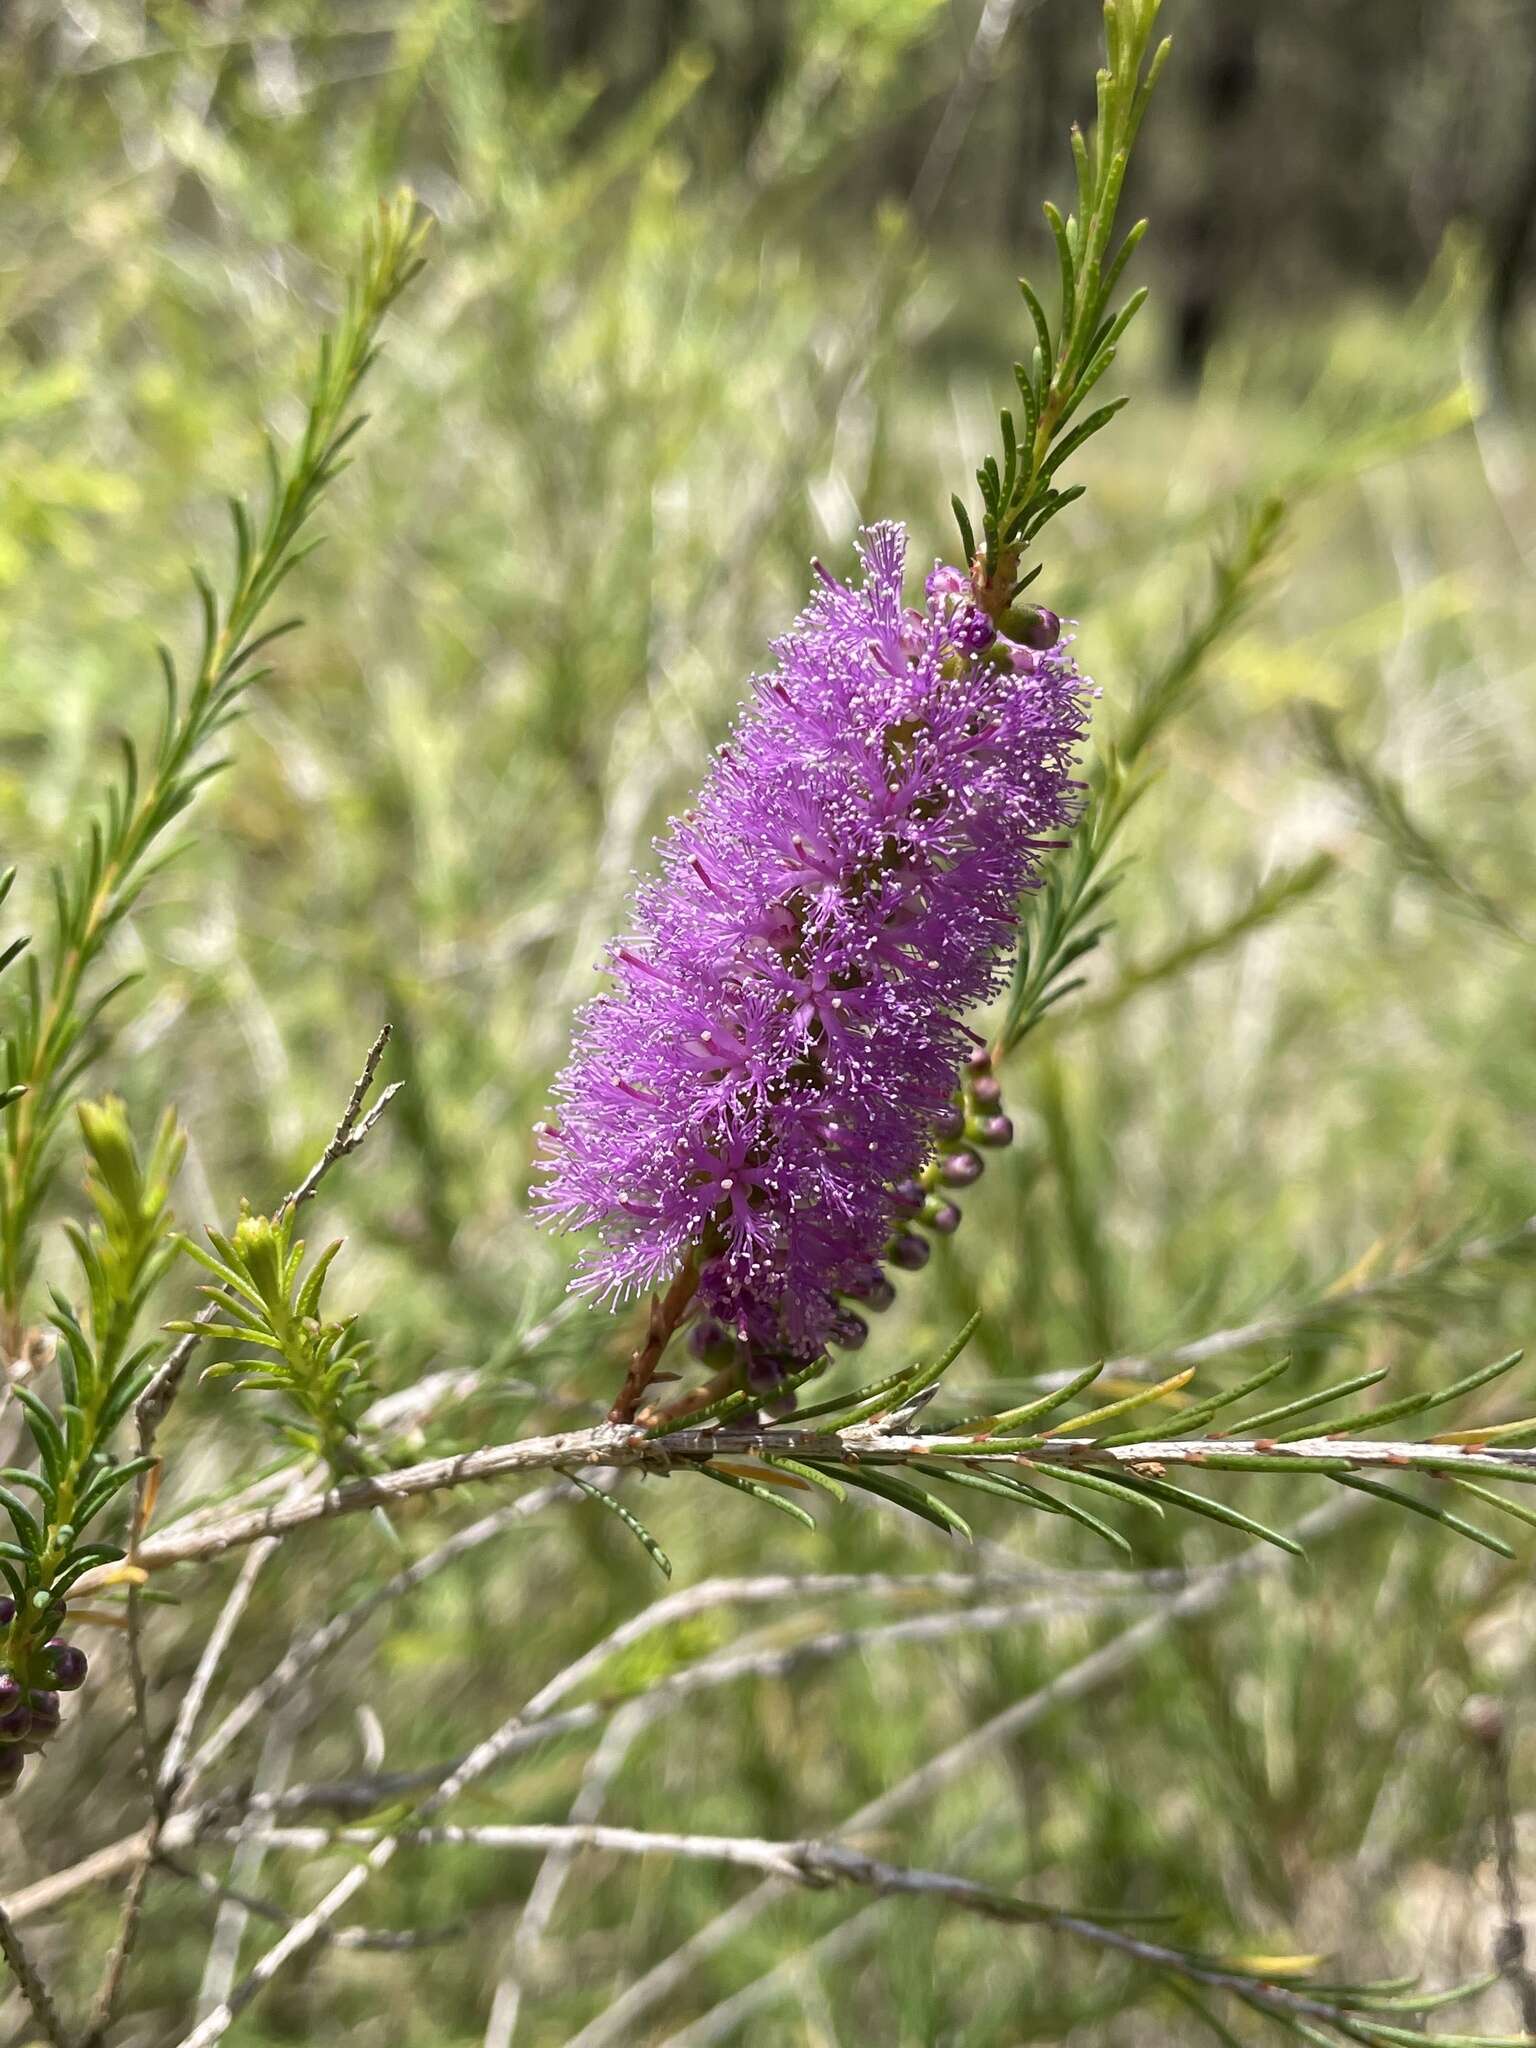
<box><xmin>951</xmin><ymin>604</ymin><xmax>996</xmax><ymax>654</ymax></box>
<box><xmin>891</xmin><ymin>1177</ymin><xmax>926</xmax><ymax>1214</ymax></box>
<box><xmin>969</xmin><ymin>1074</ymin><xmax>1003</xmax><ymax>1109</ymax></box>
<box><xmin>27</xmin><ymin>1689</ymin><xmax>59</xmax><ymax>1729</ymax></box>
<box><xmin>932</xmin><ymin>1103</ymin><xmax>964</xmax><ymax>1141</ymax></box>
<box><xmin>889</xmin><ymin>1233</ymin><xmax>931</xmax><ymax>1272</ymax></box>
<box><xmin>0</xmin><ymin>1672</ymin><xmax>18</xmax><ymax>1714</ymax></box>
<box><xmin>1008</xmin><ymin>604</ymin><xmax>1061</xmax><ymax>650</ymax></box>
<box><xmin>0</xmin><ymin>1597</ymin><xmax>14</xmax><ymax>1629</ymax></box>
<box><xmin>46</xmin><ymin>1641</ymin><xmax>87</xmax><ymax>1692</ymax></box>
<box><xmin>0</xmin><ymin>1746</ymin><xmax>23</xmax><ymax>1795</ymax></box>
<box><xmin>966</xmin><ymin>1047</ymin><xmax>993</xmax><ymax>1075</ymax></box>
<box><xmin>828</xmin><ymin>1310</ymin><xmax>869</xmax><ymax>1352</ymax></box>
<box><xmin>0</xmin><ymin>1704</ymin><xmax>29</xmax><ymax>1741</ymax></box>
<box><xmin>863</xmin><ymin>1275</ymin><xmax>897</xmax><ymax>1312</ymax></box>
<box><xmin>926</xmin><ymin>1201</ymin><xmax>963</xmax><ymax>1235</ymax></box>
<box><xmin>973</xmin><ymin>1114</ymin><xmax>1014</xmax><ymax>1149</ymax></box>
<box><xmin>940</xmin><ymin>1148</ymin><xmax>984</xmax><ymax>1187</ymax></box>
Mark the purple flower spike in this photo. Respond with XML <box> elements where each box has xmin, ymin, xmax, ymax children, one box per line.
<box><xmin>538</xmin><ymin>524</ymin><xmax>1088</xmax><ymax>1364</ymax></box>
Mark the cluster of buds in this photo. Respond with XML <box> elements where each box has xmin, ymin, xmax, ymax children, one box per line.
<box><xmin>0</xmin><ymin>1597</ymin><xmax>87</xmax><ymax>1797</ymax></box>
<box><xmin>828</xmin><ymin>1048</ymin><xmax>1016</xmax><ymax>1353</ymax></box>
<box><xmin>880</xmin><ymin>1047</ymin><xmax>1013</xmax><ymax>1302</ymax></box>
<box><xmin>685</xmin><ymin>1048</ymin><xmax>1017</xmax><ymax>1388</ymax></box>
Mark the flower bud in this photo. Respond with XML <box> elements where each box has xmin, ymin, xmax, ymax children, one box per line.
<box><xmin>973</xmin><ymin>1114</ymin><xmax>1014</xmax><ymax>1148</ymax></box>
<box><xmin>845</xmin><ymin>1270</ymin><xmax>896</xmax><ymax>1313</ymax></box>
<box><xmin>932</xmin><ymin>1103</ymin><xmax>964</xmax><ymax>1141</ymax></box>
<box><xmin>950</xmin><ymin>605</ymin><xmax>996</xmax><ymax>654</ymax></box>
<box><xmin>0</xmin><ymin>1703</ymin><xmax>28</xmax><ymax>1741</ymax></box>
<box><xmin>46</xmin><ymin>1641</ymin><xmax>87</xmax><ymax>1692</ymax></box>
<box><xmin>0</xmin><ymin>1672</ymin><xmax>18</xmax><ymax>1714</ymax></box>
<box><xmin>924</xmin><ymin>563</ymin><xmax>970</xmax><ymax>601</ymax></box>
<box><xmin>0</xmin><ymin>1597</ymin><xmax>14</xmax><ymax>1629</ymax></box>
<box><xmin>969</xmin><ymin>1073</ymin><xmax>1002</xmax><ymax>1109</ymax></box>
<box><xmin>828</xmin><ymin>1309</ymin><xmax>869</xmax><ymax>1351</ymax></box>
<box><xmin>889</xmin><ymin>1232</ymin><xmax>931</xmax><ymax>1272</ymax></box>
<box><xmin>925</xmin><ymin>1200</ymin><xmax>963</xmax><ymax>1234</ymax></box>
<box><xmin>939</xmin><ymin>1148</ymin><xmax>984</xmax><ymax>1187</ymax></box>
<box><xmin>891</xmin><ymin>1177</ymin><xmax>926</xmax><ymax>1214</ymax></box>
<box><xmin>1000</xmin><ymin>604</ymin><xmax>1060</xmax><ymax>650</ymax></box>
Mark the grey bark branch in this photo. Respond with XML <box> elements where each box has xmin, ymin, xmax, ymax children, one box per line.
<box><xmin>82</xmin><ymin>1423</ymin><xmax>1536</xmax><ymax>1583</ymax></box>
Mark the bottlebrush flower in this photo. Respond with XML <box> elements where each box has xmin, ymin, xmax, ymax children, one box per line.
<box><xmin>537</xmin><ymin>523</ymin><xmax>1090</xmax><ymax>1389</ymax></box>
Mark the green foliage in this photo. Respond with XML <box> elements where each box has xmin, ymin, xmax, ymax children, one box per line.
<box><xmin>0</xmin><ymin>193</ymin><xmax>427</xmax><ymax>1352</ymax></box>
<box><xmin>0</xmin><ymin>1098</ymin><xmax>181</xmax><ymax>1664</ymax></box>
<box><xmin>957</xmin><ymin>0</ymin><xmax>1170</xmax><ymax>602</ymax></box>
<box><xmin>178</xmin><ymin>1210</ymin><xmax>375</xmax><ymax>1477</ymax></box>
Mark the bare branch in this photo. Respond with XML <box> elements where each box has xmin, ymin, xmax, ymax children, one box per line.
<box><xmin>1463</xmin><ymin>1696</ymin><xmax>1536</xmax><ymax>2035</ymax></box>
<box><xmin>277</xmin><ymin>1024</ymin><xmax>401</xmax><ymax>1220</ymax></box>
<box><xmin>83</xmin><ymin>1419</ymin><xmax>1536</xmax><ymax>1584</ymax></box>
<box><xmin>181</xmin><ymin>1822</ymin><xmax>1404</xmax><ymax>2037</ymax></box>
<box><xmin>0</xmin><ymin>1899</ymin><xmax>74</xmax><ymax>2048</ymax></box>
<box><xmin>558</xmin><ymin>1497</ymin><xmax>1356</xmax><ymax>2048</ymax></box>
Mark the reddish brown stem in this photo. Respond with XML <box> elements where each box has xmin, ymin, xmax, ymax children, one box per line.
<box><xmin>608</xmin><ymin>1256</ymin><xmax>700</xmax><ymax>1423</ymax></box>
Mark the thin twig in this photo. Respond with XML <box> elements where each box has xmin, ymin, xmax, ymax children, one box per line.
<box><xmin>179</xmin><ymin>1485</ymin><xmax>566</xmax><ymax>1802</ymax></box>
<box><xmin>185</xmin><ymin>1821</ymin><xmax>1404</xmax><ymax>2037</ymax></box>
<box><xmin>608</xmin><ymin>1255</ymin><xmax>701</xmax><ymax>1423</ymax></box>
<box><xmin>162</xmin><ymin>1853</ymin><xmax>458</xmax><ymax>1954</ymax></box>
<box><xmin>277</xmin><ymin>1024</ymin><xmax>401</xmax><ymax>1219</ymax></box>
<box><xmin>76</xmin><ymin>1419</ymin><xmax>1536</xmax><ymax>1583</ymax></box>
<box><xmin>0</xmin><ymin>1898</ymin><xmax>74</xmax><ymax>2048</ymax></box>
<box><xmin>1464</xmin><ymin>1696</ymin><xmax>1536</xmax><ymax>2036</ymax></box>
<box><xmin>558</xmin><ymin>1498</ymin><xmax>1356</xmax><ymax>2048</ymax></box>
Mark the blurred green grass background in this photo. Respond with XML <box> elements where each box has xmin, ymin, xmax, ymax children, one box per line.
<box><xmin>5</xmin><ymin>1</ymin><xmax>1536</xmax><ymax>2040</ymax></box>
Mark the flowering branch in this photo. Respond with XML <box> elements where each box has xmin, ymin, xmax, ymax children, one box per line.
<box><xmin>88</xmin><ymin>1409</ymin><xmax>1536</xmax><ymax>1582</ymax></box>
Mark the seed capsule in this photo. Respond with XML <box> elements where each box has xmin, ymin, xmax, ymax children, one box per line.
<box><xmin>969</xmin><ymin>1074</ymin><xmax>1003</xmax><ymax>1109</ymax></box>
